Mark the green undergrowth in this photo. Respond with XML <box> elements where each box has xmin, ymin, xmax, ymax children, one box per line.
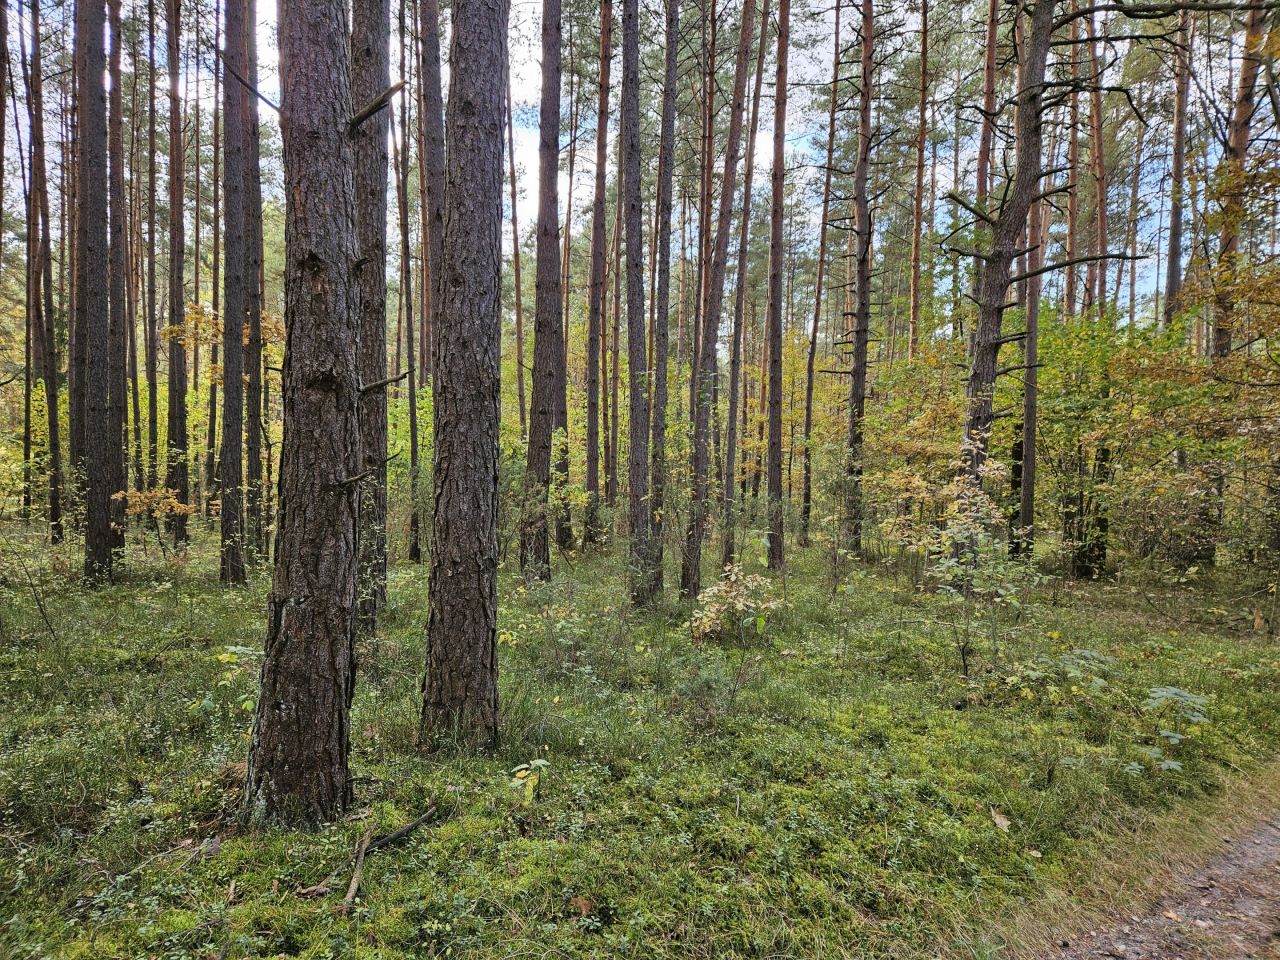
<box><xmin>2</xmin><ymin>528</ymin><xmax>1278</xmax><ymax>958</ymax></box>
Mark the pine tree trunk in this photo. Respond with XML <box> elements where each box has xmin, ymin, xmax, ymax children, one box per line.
<box><xmin>78</xmin><ymin>0</ymin><xmax>113</xmax><ymax>580</ymax></box>
<box><xmin>164</xmin><ymin>0</ymin><xmax>189</xmax><ymax>546</ymax></box>
<box><xmin>420</xmin><ymin>0</ymin><xmax>509</xmax><ymax>747</ymax></box>
<box><xmin>146</xmin><ymin>0</ymin><xmax>161</xmax><ymax>494</ymax></box>
<box><xmin>244</xmin><ymin>0</ymin><xmax>265</xmax><ymax>557</ymax></box>
<box><xmin>1083</xmin><ymin>12</ymin><xmax>1108</xmax><ymax>322</ymax></box>
<box><xmin>205</xmin><ymin>66</ymin><xmax>221</xmax><ymax>521</ymax></box>
<box><xmin>522</xmin><ymin>0</ymin><xmax>566</xmax><ymax>581</ymax></box>
<box><xmin>646</xmin><ymin>0</ymin><xmax>678</xmax><ymax>585</ymax></box>
<box><xmin>681</xmin><ymin>0</ymin><xmax>756</xmax><ymax>597</ymax></box>
<box><xmin>1211</xmin><ymin>3</ymin><xmax>1267</xmax><ymax>359</ymax></box>
<box><xmin>352</xmin><ymin>0</ymin><xmax>391</xmax><ymax>633</ymax></box>
<box><xmin>506</xmin><ymin>81</ymin><xmax>528</xmax><ymax>438</ymax></box>
<box><xmin>765</xmin><ymin>0</ymin><xmax>789</xmax><ymax>571</ymax></box>
<box><xmin>800</xmin><ymin>0</ymin><xmax>840</xmax><ymax>548</ymax></box>
<box><xmin>392</xmin><ymin>39</ymin><xmax>422</xmax><ymax>566</ymax></box>
<box><xmin>108</xmin><ymin>0</ymin><xmax>128</xmax><ymax>549</ymax></box>
<box><xmin>908</xmin><ymin>0</ymin><xmax>927</xmax><ymax>359</ymax></box>
<box><xmin>1163</xmin><ymin>10</ymin><xmax>1189</xmax><ymax>327</ymax></box>
<box><xmin>722</xmin><ymin>0</ymin><xmax>769</xmax><ymax>569</ymax></box>
<box><xmin>243</xmin><ymin>0</ymin><xmax>361</xmax><ymax>826</ymax></box>
<box><xmin>220</xmin><ymin>0</ymin><xmax>247</xmax><ymax>584</ymax></box>
<box><xmin>26</xmin><ymin>2</ymin><xmax>65</xmax><ymax>543</ymax></box>
<box><xmin>962</xmin><ymin>0</ymin><xmax>1055</xmax><ymax>481</ymax></box>
<box><xmin>621</xmin><ymin>0</ymin><xmax>655</xmax><ymax>602</ymax></box>
<box><xmin>584</xmin><ymin>0</ymin><xmax>613</xmax><ymax>544</ymax></box>
<box><xmin>419</xmin><ymin>0</ymin><xmax>446</xmax><ymax>383</ymax></box>
<box><xmin>845</xmin><ymin>0</ymin><xmax>873</xmax><ymax>551</ymax></box>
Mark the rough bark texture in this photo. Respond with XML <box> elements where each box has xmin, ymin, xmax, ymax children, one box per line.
<box><xmin>420</xmin><ymin>0</ymin><xmax>508</xmax><ymax>747</ymax></box>
<box><xmin>243</xmin><ymin>0</ymin><xmax>361</xmax><ymax>827</ymax></box>
<box><xmin>220</xmin><ymin>0</ymin><xmax>247</xmax><ymax>585</ymax></box>
<box><xmin>681</xmin><ymin>0</ymin><xmax>755</xmax><ymax>598</ymax></box>
<box><xmin>722</xmin><ymin>0</ymin><xmax>769</xmax><ymax>570</ymax></box>
<box><xmin>522</xmin><ymin>0</ymin><xmax>566</xmax><ymax>581</ymax></box>
<box><xmin>77</xmin><ymin>0</ymin><xmax>112</xmax><ymax>581</ymax></box>
<box><xmin>164</xmin><ymin>0</ymin><xmax>189</xmax><ymax>546</ymax></box>
<box><xmin>584</xmin><ymin>0</ymin><xmax>612</xmax><ymax>545</ymax></box>
<box><xmin>352</xmin><ymin>0</ymin><xmax>391</xmax><ymax>634</ymax></box>
<box><xmin>621</xmin><ymin>0</ymin><xmax>655</xmax><ymax>602</ymax></box>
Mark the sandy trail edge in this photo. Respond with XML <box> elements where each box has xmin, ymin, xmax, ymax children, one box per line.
<box><xmin>943</xmin><ymin>761</ymin><xmax>1280</xmax><ymax>960</ymax></box>
<box><xmin>1046</xmin><ymin>816</ymin><xmax>1280</xmax><ymax>959</ymax></box>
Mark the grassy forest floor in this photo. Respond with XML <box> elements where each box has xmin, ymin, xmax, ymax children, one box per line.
<box><xmin>2</xmin><ymin>526</ymin><xmax>1279</xmax><ymax>959</ymax></box>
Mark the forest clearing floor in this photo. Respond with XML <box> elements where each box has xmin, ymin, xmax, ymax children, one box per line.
<box><xmin>3</xmin><ymin>526</ymin><xmax>1280</xmax><ymax>958</ymax></box>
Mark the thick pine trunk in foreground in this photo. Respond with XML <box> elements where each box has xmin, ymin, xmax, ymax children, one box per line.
<box><xmin>420</xmin><ymin>0</ymin><xmax>508</xmax><ymax>747</ymax></box>
<box><xmin>352</xmin><ymin>0</ymin><xmax>391</xmax><ymax>634</ymax></box>
<box><xmin>243</xmin><ymin>0</ymin><xmax>361</xmax><ymax>826</ymax></box>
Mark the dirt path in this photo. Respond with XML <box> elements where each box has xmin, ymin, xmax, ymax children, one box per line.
<box><xmin>1047</xmin><ymin>817</ymin><xmax>1280</xmax><ymax>959</ymax></box>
